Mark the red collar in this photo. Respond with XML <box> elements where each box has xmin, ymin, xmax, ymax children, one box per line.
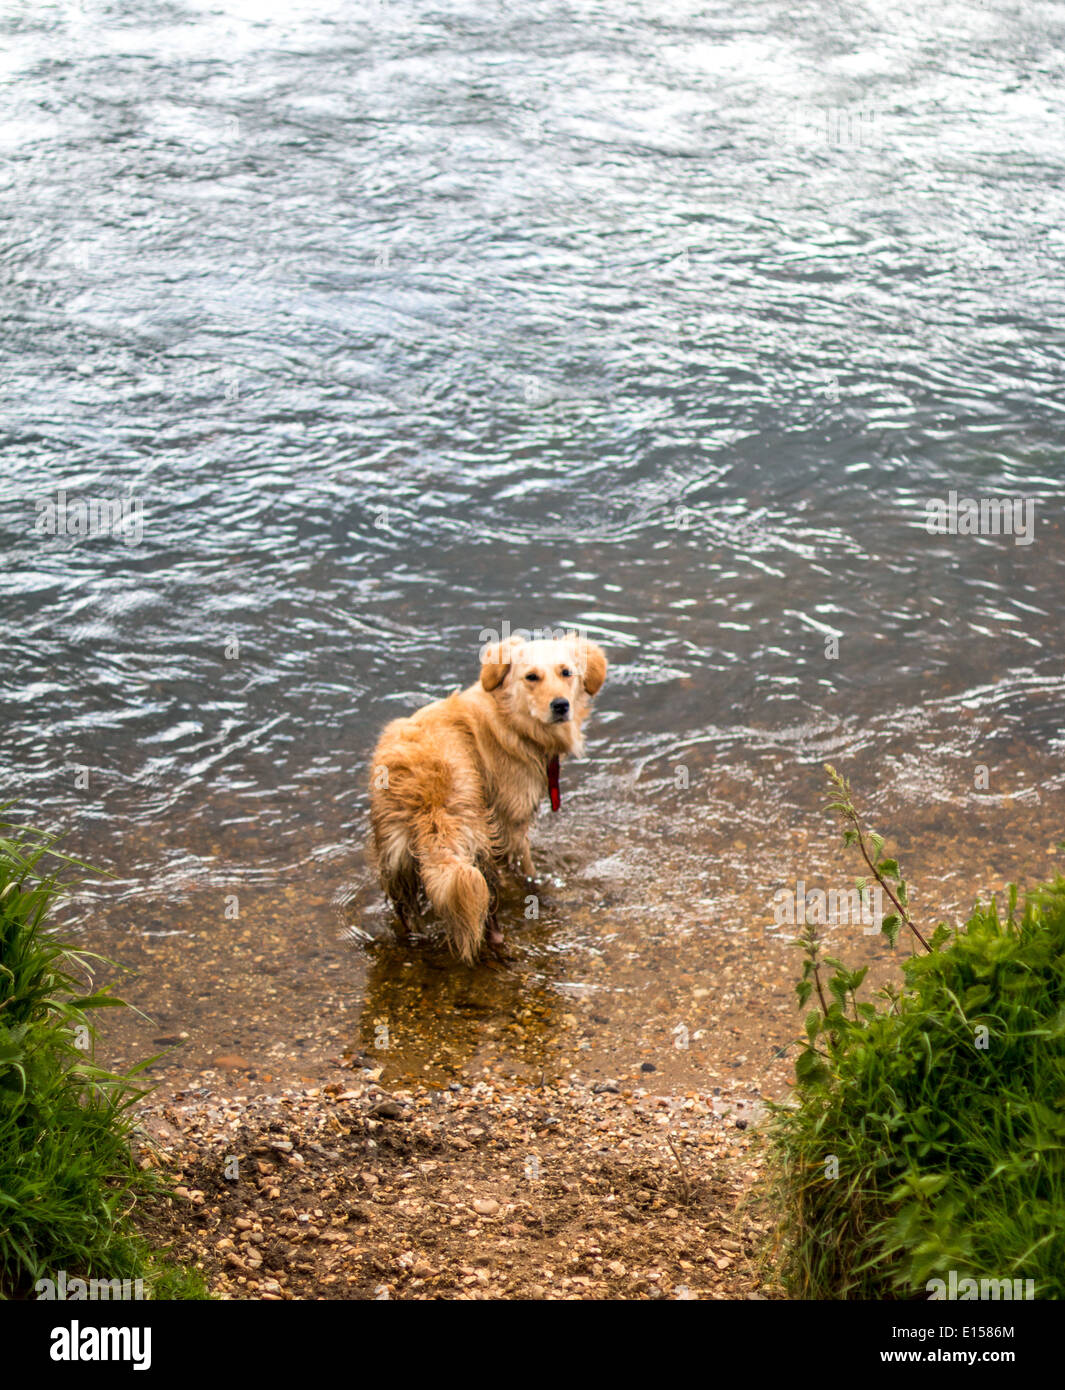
<box><xmin>547</xmin><ymin>755</ymin><xmax>561</xmax><ymax>811</ymax></box>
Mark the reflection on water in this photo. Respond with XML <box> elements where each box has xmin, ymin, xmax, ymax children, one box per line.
<box><xmin>1</xmin><ymin>0</ymin><xmax>1063</xmax><ymax>1088</ymax></box>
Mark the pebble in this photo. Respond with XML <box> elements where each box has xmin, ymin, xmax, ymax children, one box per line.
<box><xmin>370</xmin><ymin>1100</ymin><xmax>406</xmax><ymax>1121</ymax></box>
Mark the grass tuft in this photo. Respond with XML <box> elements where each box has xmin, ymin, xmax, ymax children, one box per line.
<box><xmin>0</xmin><ymin>815</ymin><xmax>206</xmax><ymax>1299</ymax></box>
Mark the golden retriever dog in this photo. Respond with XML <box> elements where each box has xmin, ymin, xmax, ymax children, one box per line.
<box><xmin>369</xmin><ymin>633</ymin><xmax>607</xmax><ymax>962</ymax></box>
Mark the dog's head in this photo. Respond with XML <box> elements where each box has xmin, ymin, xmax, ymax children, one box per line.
<box><xmin>479</xmin><ymin>633</ymin><xmax>607</xmax><ymax>752</ymax></box>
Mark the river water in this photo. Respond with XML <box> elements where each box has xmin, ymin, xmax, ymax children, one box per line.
<box><xmin>2</xmin><ymin>0</ymin><xmax>1063</xmax><ymax>1092</ymax></box>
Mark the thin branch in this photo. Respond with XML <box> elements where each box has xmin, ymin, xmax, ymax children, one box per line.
<box><xmin>811</xmin><ymin>960</ymin><xmax>830</xmax><ymax>1017</ymax></box>
<box><xmin>852</xmin><ymin>820</ymin><xmax>932</xmax><ymax>953</ymax></box>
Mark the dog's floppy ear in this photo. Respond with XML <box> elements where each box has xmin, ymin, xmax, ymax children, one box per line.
<box><xmin>578</xmin><ymin>640</ymin><xmax>607</xmax><ymax>696</ymax></box>
<box><xmin>480</xmin><ymin>637</ymin><xmax>522</xmax><ymax>691</ymax></box>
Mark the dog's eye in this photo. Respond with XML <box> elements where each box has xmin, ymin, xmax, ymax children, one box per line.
<box><xmin>560</xmin><ymin>667</ymin><xmax>572</xmax><ymax>678</ymax></box>
<box><xmin>525</xmin><ymin>672</ymin><xmax>540</xmax><ymax>682</ymax></box>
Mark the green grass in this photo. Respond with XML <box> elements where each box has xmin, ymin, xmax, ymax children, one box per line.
<box><xmin>148</xmin><ymin>1261</ymin><xmax>212</xmax><ymax>1301</ymax></box>
<box><xmin>0</xmin><ymin>816</ymin><xmax>207</xmax><ymax>1299</ymax></box>
<box><xmin>768</xmin><ymin>777</ymin><xmax>1065</xmax><ymax>1299</ymax></box>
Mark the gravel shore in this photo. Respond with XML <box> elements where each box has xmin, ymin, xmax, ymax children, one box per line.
<box><xmin>135</xmin><ymin>1061</ymin><xmax>778</xmax><ymax>1301</ymax></box>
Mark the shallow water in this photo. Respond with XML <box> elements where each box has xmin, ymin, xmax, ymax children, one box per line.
<box><xmin>1</xmin><ymin>0</ymin><xmax>1063</xmax><ymax>1089</ymax></box>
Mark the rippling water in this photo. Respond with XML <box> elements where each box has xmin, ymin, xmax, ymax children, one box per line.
<box><xmin>2</xmin><ymin>0</ymin><xmax>1063</xmax><ymax>1084</ymax></box>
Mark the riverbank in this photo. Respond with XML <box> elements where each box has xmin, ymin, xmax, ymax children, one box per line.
<box><xmin>135</xmin><ymin>1066</ymin><xmax>774</xmax><ymax>1300</ymax></box>
<box><xmin>115</xmin><ymin>776</ymin><xmax>1065</xmax><ymax>1298</ymax></box>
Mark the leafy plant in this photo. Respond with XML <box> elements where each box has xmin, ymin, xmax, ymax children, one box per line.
<box><xmin>768</xmin><ymin>770</ymin><xmax>1065</xmax><ymax>1298</ymax></box>
<box><xmin>823</xmin><ymin>764</ymin><xmax>931</xmax><ymax>952</ymax></box>
<box><xmin>0</xmin><ymin>815</ymin><xmax>203</xmax><ymax>1299</ymax></box>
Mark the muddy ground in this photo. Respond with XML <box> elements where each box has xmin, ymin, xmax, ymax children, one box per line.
<box><xmin>135</xmin><ymin>1067</ymin><xmax>774</xmax><ymax>1301</ymax></box>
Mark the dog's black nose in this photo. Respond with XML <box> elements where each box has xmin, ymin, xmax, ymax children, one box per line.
<box><xmin>550</xmin><ymin>697</ymin><xmax>570</xmax><ymax>720</ymax></box>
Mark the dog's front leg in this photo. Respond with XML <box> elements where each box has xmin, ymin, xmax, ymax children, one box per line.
<box><xmin>486</xmin><ymin>909</ymin><xmax>514</xmax><ymax>966</ymax></box>
<box><xmin>483</xmin><ymin>870</ymin><xmax>507</xmax><ymax>959</ymax></box>
<box><xmin>392</xmin><ymin>897</ymin><xmax>414</xmax><ymax>941</ymax></box>
<box><xmin>516</xmin><ymin>837</ymin><xmax>536</xmax><ymax>880</ymax></box>
<box><xmin>487</xmin><ymin>909</ymin><xmax>505</xmax><ymax>948</ymax></box>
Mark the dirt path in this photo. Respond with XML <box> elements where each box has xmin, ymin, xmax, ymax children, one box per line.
<box><xmin>136</xmin><ymin>1063</ymin><xmax>776</xmax><ymax>1300</ymax></box>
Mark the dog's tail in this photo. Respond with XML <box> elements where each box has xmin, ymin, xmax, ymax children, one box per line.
<box><xmin>414</xmin><ymin>816</ymin><xmax>490</xmax><ymax>964</ymax></box>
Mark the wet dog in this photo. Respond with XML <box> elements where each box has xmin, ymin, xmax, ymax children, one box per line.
<box><xmin>369</xmin><ymin>633</ymin><xmax>607</xmax><ymax>962</ymax></box>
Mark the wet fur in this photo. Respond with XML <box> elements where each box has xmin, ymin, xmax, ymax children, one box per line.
<box><xmin>369</xmin><ymin>635</ymin><xmax>607</xmax><ymax>962</ymax></box>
